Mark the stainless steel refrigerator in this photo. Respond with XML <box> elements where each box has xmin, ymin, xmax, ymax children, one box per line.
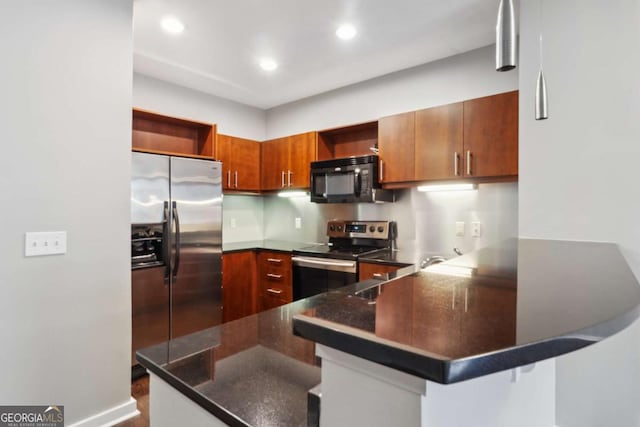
<box><xmin>130</xmin><ymin>152</ymin><xmax>222</xmax><ymax>372</ymax></box>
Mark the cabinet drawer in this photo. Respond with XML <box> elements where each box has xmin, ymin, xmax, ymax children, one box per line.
<box><xmin>260</xmin><ymin>274</ymin><xmax>292</xmax><ymax>301</ymax></box>
<box><xmin>358</xmin><ymin>262</ymin><xmax>402</xmax><ymax>281</ymax></box>
<box><xmin>260</xmin><ymin>292</ymin><xmax>289</xmax><ymax>311</ymax></box>
<box><xmin>258</xmin><ymin>250</ymin><xmax>293</xmax><ymax>302</ymax></box>
<box><xmin>259</xmin><ymin>251</ymin><xmax>292</xmax><ymax>269</ymax></box>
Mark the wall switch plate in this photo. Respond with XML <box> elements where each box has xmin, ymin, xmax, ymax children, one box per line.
<box><xmin>471</xmin><ymin>222</ymin><xmax>482</xmax><ymax>238</ymax></box>
<box><xmin>25</xmin><ymin>231</ymin><xmax>67</xmax><ymax>256</ymax></box>
<box><xmin>230</xmin><ymin>218</ymin><xmax>237</xmax><ymax>228</ymax></box>
<box><xmin>295</xmin><ymin>217</ymin><xmax>302</xmax><ymax>229</ymax></box>
<box><xmin>455</xmin><ymin>221</ymin><xmax>465</xmax><ymax>236</ymax></box>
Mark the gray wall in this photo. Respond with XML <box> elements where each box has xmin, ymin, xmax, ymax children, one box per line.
<box><xmin>518</xmin><ymin>0</ymin><xmax>640</xmax><ymax>425</ymax></box>
<box><xmin>133</xmin><ymin>73</ymin><xmax>266</xmax><ymax>141</ymax></box>
<box><xmin>266</xmin><ymin>44</ymin><xmax>517</xmax><ymax>138</ymax></box>
<box><xmin>0</xmin><ymin>0</ymin><xmax>133</xmax><ymax>424</ymax></box>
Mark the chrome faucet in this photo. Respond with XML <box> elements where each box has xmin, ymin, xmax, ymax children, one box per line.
<box><xmin>420</xmin><ymin>256</ymin><xmax>447</xmax><ymax>269</ymax></box>
<box><xmin>453</xmin><ymin>247</ymin><xmax>463</xmax><ymax>256</ymax></box>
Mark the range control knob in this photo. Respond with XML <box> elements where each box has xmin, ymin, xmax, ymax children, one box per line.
<box><xmin>337</xmin><ymin>225</ymin><xmax>343</xmax><ymax>232</ymax></box>
<box><xmin>369</xmin><ymin>225</ymin><xmax>375</xmax><ymax>232</ymax></box>
<box><xmin>377</xmin><ymin>226</ymin><xmax>385</xmax><ymax>233</ymax></box>
<box><xmin>329</xmin><ymin>225</ymin><xmax>335</xmax><ymax>232</ymax></box>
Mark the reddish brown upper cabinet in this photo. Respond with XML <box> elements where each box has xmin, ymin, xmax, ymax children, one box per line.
<box><xmin>378</xmin><ymin>91</ymin><xmax>518</xmax><ymax>186</ymax></box>
<box><xmin>132</xmin><ymin>108</ymin><xmax>216</xmax><ymax>159</ymax></box>
<box><xmin>414</xmin><ymin>103</ymin><xmax>464</xmax><ymax>181</ymax></box>
<box><xmin>216</xmin><ymin>134</ymin><xmax>261</xmax><ymax>192</ymax></box>
<box><xmin>377</xmin><ymin>112</ymin><xmax>415</xmax><ymax>185</ymax></box>
<box><xmin>462</xmin><ymin>91</ymin><xmax>519</xmax><ymax>178</ymax></box>
<box><xmin>261</xmin><ymin>132</ymin><xmax>317</xmax><ymax>191</ymax></box>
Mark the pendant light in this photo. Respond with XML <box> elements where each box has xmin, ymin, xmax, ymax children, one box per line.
<box><xmin>535</xmin><ymin>0</ymin><xmax>549</xmax><ymax>120</ymax></box>
<box><xmin>496</xmin><ymin>0</ymin><xmax>516</xmax><ymax>71</ymax></box>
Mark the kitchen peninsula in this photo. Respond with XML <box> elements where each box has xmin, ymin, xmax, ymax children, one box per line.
<box><xmin>136</xmin><ymin>239</ymin><xmax>640</xmax><ymax>427</ymax></box>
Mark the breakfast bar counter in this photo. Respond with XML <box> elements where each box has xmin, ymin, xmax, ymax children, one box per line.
<box><xmin>292</xmin><ymin>238</ymin><xmax>640</xmax><ymax>426</ymax></box>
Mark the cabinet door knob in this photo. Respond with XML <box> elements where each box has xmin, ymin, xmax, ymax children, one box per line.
<box><xmin>267</xmin><ymin>273</ymin><xmax>283</xmax><ymax>279</ymax></box>
<box><xmin>281</xmin><ymin>170</ymin><xmax>286</xmax><ymax>187</ymax></box>
<box><xmin>466</xmin><ymin>151</ymin><xmax>472</xmax><ymax>175</ymax></box>
<box><xmin>267</xmin><ymin>258</ymin><xmax>282</xmax><ymax>263</ymax></box>
<box><xmin>288</xmin><ymin>170</ymin><xmax>292</xmax><ymax>187</ymax></box>
<box><xmin>266</xmin><ymin>288</ymin><xmax>283</xmax><ymax>294</ymax></box>
<box><xmin>227</xmin><ymin>170</ymin><xmax>231</xmax><ymax>187</ymax></box>
<box><xmin>234</xmin><ymin>171</ymin><xmax>238</xmax><ymax>188</ymax></box>
<box><xmin>379</xmin><ymin>159</ymin><xmax>384</xmax><ymax>181</ymax></box>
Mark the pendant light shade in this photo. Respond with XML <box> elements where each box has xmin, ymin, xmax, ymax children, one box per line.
<box><xmin>535</xmin><ymin>70</ymin><xmax>548</xmax><ymax>120</ymax></box>
<box><xmin>535</xmin><ymin>0</ymin><xmax>549</xmax><ymax>120</ymax></box>
<box><xmin>496</xmin><ymin>0</ymin><xmax>516</xmax><ymax>71</ymax></box>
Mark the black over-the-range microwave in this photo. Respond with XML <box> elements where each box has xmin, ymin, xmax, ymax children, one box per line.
<box><xmin>310</xmin><ymin>155</ymin><xmax>395</xmax><ymax>203</ymax></box>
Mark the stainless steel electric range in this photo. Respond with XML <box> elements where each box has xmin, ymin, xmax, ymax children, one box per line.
<box><xmin>292</xmin><ymin>220</ymin><xmax>396</xmax><ymax>300</ymax></box>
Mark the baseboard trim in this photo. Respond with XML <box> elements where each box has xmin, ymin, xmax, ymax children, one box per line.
<box><xmin>68</xmin><ymin>397</ymin><xmax>139</xmax><ymax>427</ymax></box>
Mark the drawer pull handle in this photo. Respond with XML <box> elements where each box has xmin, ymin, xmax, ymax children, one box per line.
<box><xmin>267</xmin><ymin>258</ymin><xmax>282</xmax><ymax>263</ymax></box>
<box><xmin>372</xmin><ymin>273</ymin><xmax>384</xmax><ymax>277</ymax></box>
<box><xmin>267</xmin><ymin>288</ymin><xmax>282</xmax><ymax>294</ymax></box>
<box><xmin>267</xmin><ymin>273</ymin><xmax>282</xmax><ymax>279</ymax></box>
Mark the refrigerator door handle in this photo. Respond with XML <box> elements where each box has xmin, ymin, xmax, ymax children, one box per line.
<box><xmin>162</xmin><ymin>201</ymin><xmax>171</xmax><ymax>284</ymax></box>
<box><xmin>172</xmin><ymin>201</ymin><xmax>181</xmax><ymax>280</ymax></box>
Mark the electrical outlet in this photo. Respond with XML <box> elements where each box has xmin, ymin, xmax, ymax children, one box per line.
<box><xmin>455</xmin><ymin>221</ymin><xmax>465</xmax><ymax>237</ymax></box>
<box><xmin>25</xmin><ymin>231</ymin><xmax>67</xmax><ymax>256</ymax></box>
<box><xmin>471</xmin><ymin>222</ymin><xmax>482</xmax><ymax>238</ymax></box>
<box><xmin>295</xmin><ymin>217</ymin><xmax>302</xmax><ymax>229</ymax></box>
<box><xmin>230</xmin><ymin>218</ymin><xmax>237</xmax><ymax>228</ymax></box>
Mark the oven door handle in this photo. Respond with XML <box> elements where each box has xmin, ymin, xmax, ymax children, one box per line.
<box><xmin>292</xmin><ymin>256</ymin><xmax>355</xmax><ymax>267</ymax></box>
<box><xmin>292</xmin><ymin>256</ymin><xmax>357</xmax><ymax>273</ymax></box>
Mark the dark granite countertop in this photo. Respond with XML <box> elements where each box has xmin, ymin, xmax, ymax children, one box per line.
<box><xmin>293</xmin><ymin>239</ymin><xmax>640</xmax><ymax>384</ymax></box>
<box><xmin>222</xmin><ymin>239</ymin><xmax>314</xmax><ymax>253</ymax></box>
<box><xmin>136</xmin><ymin>286</ymin><xmax>367</xmax><ymax>427</ymax></box>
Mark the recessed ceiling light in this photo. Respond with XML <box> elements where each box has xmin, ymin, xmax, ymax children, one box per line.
<box><xmin>336</xmin><ymin>23</ymin><xmax>357</xmax><ymax>40</ymax></box>
<box><xmin>160</xmin><ymin>16</ymin><xmax>185</xmax><ymax>34</ymax></box>
<box><xmin>259</xmin><ymin>58</ymin><xmax>278</xmax><ymax>72</ymax></box>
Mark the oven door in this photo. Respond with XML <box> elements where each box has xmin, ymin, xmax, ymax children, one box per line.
<box><xmin>291</xmin><ymin>256</ymin><xmax>357</xmax><ymax>300</ymax></box>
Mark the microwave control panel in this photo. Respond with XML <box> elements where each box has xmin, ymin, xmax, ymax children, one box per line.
<box><xmin>327</xmin><ymin>220</ymin><xmax>390</xmax><ymax>239</ymax></box>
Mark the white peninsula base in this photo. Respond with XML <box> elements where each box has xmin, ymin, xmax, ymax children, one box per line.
<box><xmin>316</xmin><ymin>345</ymin><xmax>556</xmax><ymax>427</ymax></box>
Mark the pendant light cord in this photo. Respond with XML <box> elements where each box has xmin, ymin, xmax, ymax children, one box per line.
<box><xmin>539</xmin><ymin>0</ymin><xmax>544</xmax><ymax>68</ymax></box>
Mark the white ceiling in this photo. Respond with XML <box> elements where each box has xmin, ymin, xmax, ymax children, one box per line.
<box><xmin>133</xmin><ymin>0</ymin><xmax>500</xmax><ymax>109</ymax></box>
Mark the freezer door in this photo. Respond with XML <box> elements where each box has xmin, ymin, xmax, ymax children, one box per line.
<box><xmin>131</xmin><ymin>152</ymin><xmax>170</xmax><ymax>224</ymax></box>
<box><xmin>131</xmin><ymin>267</ymin><xmax>170</xmax><ymax>366</ymax></box>
<box><xmin>170</xmin><ymin>157</ymin><xmax>223</xmax><ymax>338</ymax></box>
<box><xmin>131</xmin><ymin>152</ymin><xmax>171</xmax><ymax>367</ymax></box>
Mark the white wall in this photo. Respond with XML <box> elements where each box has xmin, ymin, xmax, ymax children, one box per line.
<box><xmin>133</xmin><ymin>73</ymin><xmax>266</xmax><ymax>141</ymax></box>
<box><xmin>266</xmin><ymin>45</ymin><xmax>517</xmax><ymax>139</ymax></box>
<box><xmin>0</xmin><ymin>1</ymin><xmax>133</xmax><ymax>425</ymax></box>
<box><xmin>518</xmin><ymin>0</ymin><xmax>640</xmax><ymax>425</ymax></box>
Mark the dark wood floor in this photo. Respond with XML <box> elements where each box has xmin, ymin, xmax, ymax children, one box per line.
<box><xmin>114</xmin><ymin>375</ymin><xmax>149</xmax><ymax>427</ymax></box>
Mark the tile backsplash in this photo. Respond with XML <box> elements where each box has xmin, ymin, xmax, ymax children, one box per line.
<box><xmin>223</xmin><ymin>182</ymin><xmax>518</xmax><ymax>256</ymax></box>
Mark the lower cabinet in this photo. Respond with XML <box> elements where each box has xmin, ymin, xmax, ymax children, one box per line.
<box><xmin>358</xmin><ymin>262</ymin><xmax>402</xmax><ymax>281</ymax></box>
<box><xmin>258</xmin><ymin>251</ymin><xmax>293</xmax><ymax>311</ymax></box>
<box><xmin>222</xmin><ymin>251</ymin><xmax>257</xmax><ymax>323</ymax></box>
